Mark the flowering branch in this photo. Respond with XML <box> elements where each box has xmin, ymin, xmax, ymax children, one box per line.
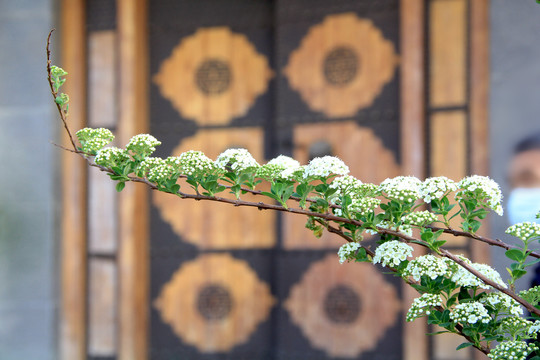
<box><xmin>47</xmin><ymin>31</ymin><xmax>540</xmax><ymax>360</ymax></box>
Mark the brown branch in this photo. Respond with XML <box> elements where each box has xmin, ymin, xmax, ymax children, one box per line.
<box><xmin>440</xmin><ymin>249</ymin><xmax>540</xmax><ymax>316</ymax></box>
<box><xmin>47</xmin><ymin>29</ymin><xmax>78</xmax><ymax>152</ymax></box>
<box><xmin>429</xmin><ymin>225</ymin><xmax>540</xmax><ymax>259</ymax></box>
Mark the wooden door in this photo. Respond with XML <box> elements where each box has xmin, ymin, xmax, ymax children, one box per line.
<box><xmin>59</xmin><ymin>0</ymin><xmax>489</xmax><ymax>359</ymax></box>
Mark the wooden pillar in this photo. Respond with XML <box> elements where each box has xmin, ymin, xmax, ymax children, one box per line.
<box><xmin>60</xmin><ymin>0</ymin><xmax>87</xmax><ymax>359</ymax></box>
<box><xmin>117</xmin><ymin>0</ymin><xmax>149</xmax><ymax>359</ymax></box>
<box><xmin>400</xmin><ymin>1</ymin><xmax>428</xmax><ymax>359</ymax></box>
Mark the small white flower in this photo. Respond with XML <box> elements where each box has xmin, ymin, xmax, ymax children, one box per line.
<box><xmin>506</xmin><ymin>222</ymin><xmax>540</xmax><ymax>241</ymax></box>
<box><xmin>456</xmin><ymin>175</ymin><xmax>503</xmax><ymax>215</ymax></box>
<box><xmin>480</xmin><ymin>292</ymin><xmax>523</xmax><ymax>316</ymax></box>
<box><xmin>488</xmin><ymin>341</ymin><xmax>538</xmax><ymax>360</ymax></box>
<box><xmin>337</xmin><ymin>242</ymin><xmax>361</xmax><ymax>264</ymax></box>
<box><xmin>257</xmin><ymin>155</ymin><xmax>301</xmax><ymax>181</ymax></box>
<box><xmin>76</xmin><ymin>127</ymin><xmax>115</xmax><ymax>153</ymax></box>
<box><xmin>379</xmin><ymin>176</ymin><xmax>422</xmax><ymax>203</ymax></box>
<box><xmin>176</xmin><ymin>150</ymin><xmax>216</xmax><ymax>176</ymax></box>
<box><xmin>402</xmin><ymin>210</ymin><xmax>439</xmax><ymax>226</ymax></box>
<box><xmin>126</xmin><ymin>134</ymin><xmax>161</xmax><ymax>157</ymax></box>
<box><xmin>373</xmin><ymin>240</ymin><xmax>414</xmax><ymax>268</ymax></box>
<box><xmin>452</xmin><ymin>262</ymin><xmax>507</xmax><ymax>290</ymax></box>
<box><xmin>419</xmin><ymin>176</ymin><xmax>457</xmax><ymax>203</ymax></box>
<box><xmin>303</xmin><ymin>156</ymin><xmax>349</xmax><ymax>179</ymax></box>
<box><xmin>215</xmin><ymin>148</ymin><xmax>259</xmax><ymax>172</ymax></box>
<box><xmin>403</xmin><ymin>254</ymin><xmax>448</xmax><ymax>281</ymax></box>
<box><xmin>406</xmin><ymin>293</ymin><xmax>442</xmax><ymax>322</ymax></box>
<box><xmin>95</xmin><ymin>147</ymin><xmax>130</xmax><ymax>168</ymax></box>
<box><xmin>450</xmin><ymin>302</ymin><xmax>491</xmax><ymax>325</ymax></box>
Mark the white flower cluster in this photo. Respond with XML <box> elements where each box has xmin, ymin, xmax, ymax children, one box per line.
<box><xmin>452</xmin><ymin>263</ymin><xmax>507</xmax><ymax>290</ymax></box>
<box><xmin>126</xmin><ymin>134</ymin><xmax>161</xmax><ymax>157</ymax></box>
<box><xmin>215</xmin><ymin>148</ymin><xmax>259</xmax><ymax>172</ymax></box>
<box><xmin>406</xmin><ymin>293</ymin><xmax>442</xmax><ymax>322</ymax></box>
<box><xmin>303</xmin><ymin>156</ymin><xmax>349</xmax><ymax>179</ymax></box>
<box><xmin>347</xmin><ymin>197</ymin><xmax>382</xmax><ymax>217</ymax></box>
<box><xmin>403</xmin><ymin>254</ymin><xmax>448</xmax><ymax>281</ymax></box>
<box><xmin>402</xmin><ymin>210</ymin><xmax>439</xmax><ymax>226</ymax></box>
<box><xmin>373</xmin><ymin>240</ymin><xmax>413</xmax><ymax>268</ymax></box>
<box><xmin>455</xmin><ymin>175</ymin><xmax>503</xmax><ymax>215</ymax></box>
<box><xmin>419</xmin><ymin>176</ymin><xmax>457</xmax><ymax>203</ymax></box>
<box><xmin>506</xmin><ymin>222</ymin><xmax>540</xmax><ymax>241</ymax></box>
<box><xmin>379</xmin><ymin>176</ymin><xmax>421</xmax><ymax>203</ymax></box>
<box><xmin>279</xmin><ymin>165</ymin><xmax>305</xmax><ymax>182</ymax></box>
<box><xmin>175</xmin><ymin>151</ymin><xmax>216</xmax><ymax>176</ymax></box>
<box><xmin>94</xmin><ymin>147</ymin><xmax>130</xmax><ymax>168</ymax></box>
<box><xmin>330</xmin><ymin>176</ymin><xmax>381</xmax><ymax>217</ymax></box>
<box><xmin>256</xmin><ymin>155</ymin><xmax>301</xmax><ymax>181</ymax></box>
<box><xmin>76</xmin><ymin>127</ymin><xmax>115</xmax><ymax>154</ymax></box>
<box><xmin>528</xmin><ymin>320</ymin><xmax>540</xmax><ymax>336</ymax></box>
<box><xmin>268</xmin><ymin>155</ymin><xmax>301</xmax><ymax>169</ymax></box>
<box><xmin>450</xmin><ymin>301</ymin><xmax>491</xmax><ymax>325</ymax></box>
<box><xmin>499</xmin><ymin>316</ymin><xmax>534</xmax><ymax>338</ymax></box>
<box><xmin>329</xmin><ymin>175</ymin><xmax>364</xmax><ymax>195</ymax></box>
<box><xmin>137</xmin><ymin>157</ymin><xmax>165</xmax><ymax>177</ymax></box>
<box><xmin>480</xmin><ymin>292</ymin><xmax>523</xmax><ymax>316</ymax></box>
<box><xmin>488</xmin><ymin>341</ymin><xmax>538</xmax><ymax>360</ymax></box>
<box><xmin>337</xmin><ymin>242</ymin><xmax>361</xmax><ymax>264</ymax></box>
<box><xmin>519</xmin><ymin>286</ymin><xmax>540</xmax><ymax>305</ymax></box>
<box><xmin>147</xmin><ymin>161</ymin><xmax>178</xmax><ymax>183</ymax></box>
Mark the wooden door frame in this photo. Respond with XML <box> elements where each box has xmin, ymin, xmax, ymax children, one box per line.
<box><xmin>59</xmin><ymin>0</ymin><xmax>488</xmax><ymax>359</ymax></box>
<box><xmin>59</xmin><ymin>1</ymin><xmax>149</xmax><ymax>359</ymax></box>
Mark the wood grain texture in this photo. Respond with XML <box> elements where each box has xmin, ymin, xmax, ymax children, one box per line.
<box><xmin>88</xmin><ymin>259</ymin><xmax>117</xmax><ymax>356</ymax></box>
<box><xmin>430</xmin><ymin>111</ymin><xmax>467</xmax><ymax>181</ymax></box>
<box><xmin>400</xmin><ymin>1</ymin><xmax>428</xmax><ymax>359</ymax></box>
<box><xmin>430</xmin><ymin>110</ymin><xmax>468</xmax><ymax>247</ymax></box>
<box><xmin>60</xmin><ymin>1</ymin><xmax>87</xmax><ymax>359</ymax></box>
<box><xmin>282</xmin><ymin>121</ymin><xmax>400</xmax><ymax>249</ymax></box>
<box><xmin>153</xmin><ymin>128</ymin><xmax>276</xmax><ymax>249</ymax></box>
<box><xmin>469</xmin><ymin>0</ymin><xmax>491</xmax><ymax>275</ymax></box>
<box><xmin>88</xmin><ymin>31</ymin><xmax>117</xmax><ymax>129</ymax></box>
<box><xmin>429</xmin><ymin>0</ymin><xmax>467</xmax><ymax>107</ymax></box>
<box><xmin>117</xmin><ymin>0</ymin><xmax>149</xmax><ymax>359</ymax></box>
<box><xmin>88</xmin><ymin>30</ymin><xmax>118</xmax><ymax>255</ymax></box>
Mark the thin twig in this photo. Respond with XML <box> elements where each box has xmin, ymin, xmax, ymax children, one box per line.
<box><xmin>46</xmin><ymin>29</ymin><xmax>78</xmax><ymax>151</ymax></box>
<box><xmin>429</xmin><ymin>225</ymin><xmax>540</xmax><ymax>259</ymax></box>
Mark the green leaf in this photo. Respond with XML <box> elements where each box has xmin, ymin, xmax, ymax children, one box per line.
<box><xmin>261</xmin><ymin>191</ymin><xmax>281</xmax><ymax>203</ymax></box>
<box><xmin>116</xmin><ymin>181</ymin><xmax>126</xmax><ymax>192</ymax></box>
<box><xmin>295</xmin><ymin>183</ymin><xmax>307</xmax><ymax>197</ymax></box>
<box><xmin>505</xmin><ymin>249</ymin><xmax>525</xmax><ymax>262</ymax></box>
<box><xmin>315</xmin><ymin>198</ymin><xmax>328</xmax><ymax>208</ymax></box>
<box><xmin>512</xmin><ymin>269</ymin><xmax>527</xmax><ymax>280</ymax></box>
<box><xmin>456</xmin><ymin>342</ymin><xmax>474</xmax><ymax>350</ymax></box>
<box><xmin>421</xmin><ymin>230</ymin><xmax>434</xmax><ymax>242</ymax></box>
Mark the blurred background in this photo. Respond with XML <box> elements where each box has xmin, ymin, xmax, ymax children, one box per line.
<box><xmin>0</xmin><ymin>0</ymin><xmax>539</xmax><ymax>359</ymax></box>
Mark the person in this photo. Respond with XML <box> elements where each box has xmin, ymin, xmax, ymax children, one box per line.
<box><xmin>507</xmin><ymin>132</ymin><xmax>540</xmax><ymax>225</ymax></box>
<box><xmin>507</xmin><ymin>132</ymin><xmax>540</xmax><ymax>289</ymax></box>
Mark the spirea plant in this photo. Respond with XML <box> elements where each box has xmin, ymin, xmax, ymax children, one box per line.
<box><xmin>47</xmin><ymin>31</ymin><xmax>540</xmax><ymax>358</ymax></box>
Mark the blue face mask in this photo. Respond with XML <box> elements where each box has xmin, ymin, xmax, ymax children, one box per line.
<box><xmin>507</xmin><ymin>188</ymin><xmax>540</xmax><ymax>225</ymax></box>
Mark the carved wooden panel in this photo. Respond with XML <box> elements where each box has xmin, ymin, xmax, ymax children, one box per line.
<box><xmin>154</xmin><ymin>27</ymin><xmax>273</xmax><ymax>125</ymax></box>
<box><xmin>154</xmin><ymin>254</ymin><xmax>275</xmax><ymax>353</ymax></box>
<box><xmin>284</xmin><ymin>13</ymin><xmax>398</xmax><ymax>117</ymax></box>
<box><xmin>153</xmin><ymin>127</ymin><xmax>276</xmax><ymax>249</ymax></box>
